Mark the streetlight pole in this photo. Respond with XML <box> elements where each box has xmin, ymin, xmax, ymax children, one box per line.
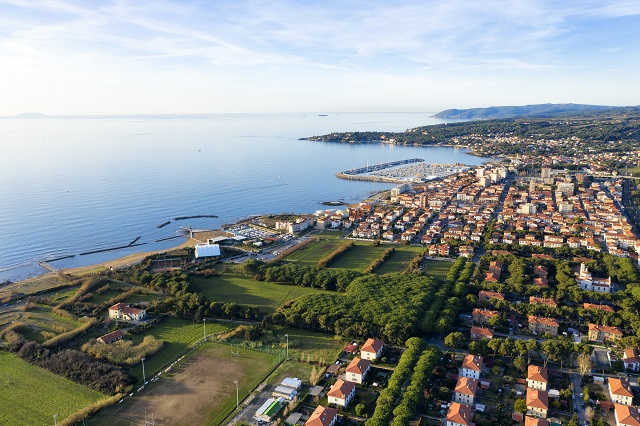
<box><xmin>234</xmin><ymin>380</ymin><xmax>239</xmax><ymax>408</ymax></box>
<box><xmin>203</xmin><ymin>318</ymin><xmax>206</xmax><ymax>341</ymax></box>
<box><xmin>285</xmin><ymin>334</ymin><xmax>289</xmax><ymax>360</ymax></box>
<box><xmin>141</xmin><ymin>357</ymin><xmax>146</xmax><ymax>384</ymax></box>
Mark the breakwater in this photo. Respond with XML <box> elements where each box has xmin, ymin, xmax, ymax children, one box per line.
<box><xmin>341</xmin><ymin>158</ymin><xmax>424</xmax><ymax>176</ymax></box>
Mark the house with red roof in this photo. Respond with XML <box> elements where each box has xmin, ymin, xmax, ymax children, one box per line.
<box><xmin>623</xmin><ymin>348</ymin><xmax>640</xmax><ymax>372</ymax></box>
<box><xmin>108</xmin><ymin>303</ymin><xmax>146</xmax><ymax>321</ymax></box>
<box><xmin>609</xmin><ymin>378</ymin><xmax>633</xmax><ymax>406</ymax></box>
<box><xmin>528</xmin><ymin>316</ymin><xmax>559</xmax><ymax>336</ymax></box>
<box><xmin>526</xmin><ymin>388</ymin><xmax>549</xmax><ymax>418</ymax></box>
<box><xmin>97</xmin><ymin>329</ymin><xmax>125</xmax><ymax>344</ymax></box>
<box><xmin>305</xmin><ymin>406</ymin><xmax>338</xmax><ymax>426</ymax></box>
<box><xmin>345</xmin><ymin>358</ymin><xmax>370</xmax><ymax>384</ymax></box>
<box><xmin>360</xmin><ymin>338</ymin><xmax>384</xmax><ymax>361</ymax></box>
<box><xmin>454</xmin><ymin>377</ymin><xmax>479</xmax><ymax>405</ymax></box>
<box><xmin>527</xmin><ymin>365</ymin><xmax>549</xmax><ymax>391</ymax></box>
<box><xmin>525</xmin><ymin>416</ymin><xmax>550</xmax><ymax>426</ymax></box>
<box><xmin>461</xmin><ymin>354</ymin><xmax>483</xmax><ymax>380</ymax></box>
<box><xmin>327</xmin><ymin>379</ymin><xmax>356</xmax><ymax>407</ymax></box>
<box><xmin>446</xmin><ymin>402</ymin><xmax>475</xmax><ymax>426</ymax></box>
<box><xmin>470</xmin><ymin>326</ymin><xmax>494</xmax><ymax>341</ymax></box>
<box><xmin>588</xmin><ymin>324</ymin><xmax>623</xmax><ymax>342</ymax></box>
<box><xmin>615</xmin><ymin>403</ymin><xmax>640</xmax><ymax>426</ymax></box>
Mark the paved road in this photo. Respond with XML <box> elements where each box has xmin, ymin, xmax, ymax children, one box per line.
<box><xmin>572</xmin><ymin>374</ymin><xmax>586</xmax><ymax>426</ymax></box>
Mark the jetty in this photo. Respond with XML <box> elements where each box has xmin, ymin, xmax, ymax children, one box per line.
<box><xmin>38</xmin><ymin>261</ymin><xmax>60</xmax><ymax>274</ymax></box>
<box><xmin>341</xmin><ymin>158</ymin><xmax>424</xmax><ymax>176</ymax></box>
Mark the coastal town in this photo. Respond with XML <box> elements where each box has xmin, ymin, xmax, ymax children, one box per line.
<box><xmin>3</xmin><ymin>114</ymin><xmax>640</xmax><ymax>426</ymax></box>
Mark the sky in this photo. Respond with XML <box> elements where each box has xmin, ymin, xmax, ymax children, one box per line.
<box><xmin>1</xmin><ymin>0</ymin><xmax>639</xmax><ymax>114</ymax></box>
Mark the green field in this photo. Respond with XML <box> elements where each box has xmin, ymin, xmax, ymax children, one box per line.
<box><xmin>269</xmin><ymin>328</ymin><xmax>348</xmax><ymax>364</ymax></box>
<box><xmin>190</xmin><ymin>274</ymin><xmax>330</xmax><ymax>313</ymax></box>
<box><xmin>328</xmin><ymin>243</ymin><xmax>387</xmax><ymax>270</ymax></box>
<box><xmin>0</xmin><ymin>352</ymin><xmax>106</xmax><ymax>425</ymax></box>
<box><xmin>373</xmin><ymin>245</ymin><xmax>423</xmax><ymax>274</ymax></box>
<box><xmin>283</xmin><ymin>238</ymin><xmax>345</xmax><ymax>266</ymax></box>
<box><xmin>422</xmin><ymin>259</ymin><xmax>454</xmax><ymax>279</ymax></box>
<box><xmin>127</xmin><ymin>317</ymin><xmax>233</xmax><ymax>383</ymax></box>
<box><xmin>18</xmin><ymin>305</ymin><xmax>84</xmax><ymax>343</ymax></box>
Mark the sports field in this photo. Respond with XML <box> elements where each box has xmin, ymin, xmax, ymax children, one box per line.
<box><xmin>127</xmin><ymin>317</ymin><xmax>233</xmax><ymax>383</ymax></box>
<box><xmin>91</xmin><ymin>342</ymin><xmax>279</xmax><ymax>426</ymax></box>
<box><xmin>190</xmin><ymin>274</ymin><xmax>329</xmax><ymax>313</ymax></box>
<box><xmin>0</xmin><ymin>352</ymin><xmax>106</xmax><ymax>425</ymax></box>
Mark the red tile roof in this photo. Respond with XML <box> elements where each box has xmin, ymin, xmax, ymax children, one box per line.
<box><xmin>446</xmin><ymin>402</ymin><xmax>474</xmax><ymax>426</ymax></box>
<box><xmin>306</xmin><ymin>406</ymin><xmax>338</xmax><ymax>426</ymax></box>
<box><xmin>527</xmin><ymin>365</ymin><xmax>549</xmax><ymax>384</ymax></box>
<box><xmin>346</xmin><ymin>357</ymin><xmax>370</xmax><ymax>375</ymax></box>
<box><xmin>327</xmin><ymin>379</ymin><xmax>355</xmax><ymax>400</ymax></box>
<box><xmin>360</xmin><ymin>338</ymin><xmax>383</xmax><ymax>355</ymax></box>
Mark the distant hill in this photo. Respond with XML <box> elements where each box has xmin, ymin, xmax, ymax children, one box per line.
<box><xmin>433</xmin><ymin>103</ymin><xmax>640</xmax><ymax>119</ymax></box>
<box><xmin>16</xmin><ymin>112</ymin><xmax>48</xmax><ymax>118</ymax></box>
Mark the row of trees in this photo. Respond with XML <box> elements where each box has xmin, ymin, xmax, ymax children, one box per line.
<box><xmin>365</xmin><ymin>337</ymin><xmax>426</xmax><ymax>426</ymax></box>
<box><xmin>364</xmin><ymin>248</ymin><xmax>395</xmax><ymax>274</ymax></box>
<box><xmin>262</xmin><ymin>263</ymin><xmax>362</xmax><ymax>292</ymax></box>
<box><xmin>82</xmin><ymin>335</ymin><xmax>163</xmax><ymax>366</ymax></box>
<box><xmin>390</xmin><ymin>346</ymin><xmax>441</xmax><ymax>425</ymax></box>
<box><xmin>317</xmin><ymin>241</ymin><xmax>354</xmax><ymax>267</ymax></box>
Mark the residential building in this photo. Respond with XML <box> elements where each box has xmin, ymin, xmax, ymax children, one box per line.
<box><xmin>527</xmin><ymin>365</ymin><xmax>549</xmax><ymax>391</ymax></box>
<box><xmin>360</xmin><ymin>338</ymin><xmax>384</xmax><ymax>361</ymax></box>
<box><xmin>528</xmin><ymin>316</ymin><xmax>559</xmax><ymax>336</ymax></box>
<box><xmin>583</xmin><ymin>303</ymin><xmax>615</xmax><ymax>313</ymax></box>
<box><xmin>327</xmin><ymin>379</ymin><xmax>356</xmax><ymax>407</ymax></box>
<box><xmin>615</xmin><ymin>403</ymin><xmax>640</xmax><ymax>426</ymax></box>
<box><xmin>609</xmin><ymin>378</ymin><xmax>633</xmax><ymax>406</ymax></box>
<box><xmin>305</xmin><ymin>406</ymin><xmax>338</xmax><ymax>426</ymax></box>
<box><xmin>478</xmin><ymin>290</ymin><xmax>505</xmax><ymax>302</ymax></box>
<box><xmin>108</xmin><ymin>303</ymin><xmax>146</xmax><ymax>322</ymax></box>
<box><xmin>97</xmin><ymin>329</ymin><xmax>125</xmax><ymax>344</ymax></box>
<box><xmin>623</xmin><ymin>348</ymin><xmax>640</xmax><ymax>372</ymax></box>
<box><xmin>345</xmin><ymin>358</ymin><xmax>370</xmax><ymax>384</ymax></box>
<box><xmin>461</xmin><ymin>354</ymin><xmax>483</xmax><ymax>380</ymax></box>
<box><xmin>454</xmin><ymin>377</ymin><xmax>479</xmax><ymax>405</ymax></box>
<box><xmin>525</xmin><ymin>417</ymin><xmax>550</xmax><ymax>426</ymax></box>
<box><xmin>588</xmin><ymin>324</ymin><xmax>624</xmax><ymax>342</ymax></box>
<box><xmin>526</xmin><ymin>388</ymin><xmax>549</xmax><ymax>418</ymax></box>
<box><xmin>445</xmin><ymin>402</ymin><xmax>475</xmax><ymax>426</ymax></box>
<box><xmin>470</xmin><ymin>326</ymin><xmax>494</xmax><ymax>341</ymax></box>
<box><xmin>529</xmin><ymin>297</ymin><xmax>558</xmax><ymax>308</ymax></box>
<box><xmin>472</xmin><ymin>308</ymin><xmax>499</xmax><ymax>325</ymax></box>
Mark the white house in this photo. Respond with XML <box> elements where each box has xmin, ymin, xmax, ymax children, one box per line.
<box><xmin>108</xmin><ymin>303</ymin><xmax>146</xmax><ymax>321</ymax></box>
<box><xmin>576</xmin><ymin>263</ymin><xmax>613</xmax><ymax>293</ymax></box>
<box><xmin>527</xmin><ymin>365</ymin><xmax>549</xmax><ymax>391</ymax></box>
<box><xmin>454</xmin><ymin>377</ymin><xmax>479</xmax><ymax>405</ymax></box>
<box><xmin>615</xmin><ymin>403</ymin><xmax>640</xmax><ymax>426</ymax></box>
<box><xmin>305</xmin><ymin>406</ymin><xmax>338</xmax><ymax>426</ymax></box>
<box><xmin>360</xmin><ymin>338</ymin><xmax>384</xmax><ymax>361</ymax></box>
<box><xmin>345</xmin><ymin>358</ymin><xmax>370</xmax><ymax>384</ymax></box>
<box><xmin>609</xmin><ymin>378</ymin><xmax>634</xmax><ymax>406</ymax></box>
<box><xmin>446</xmin><ymin>402</ymin><xmax>474</xmax><ymax>426</ymax></box>
<box><xmin>327</xmin><ymin>379</ymin><xmax>356</xmax><ymax>407</ymax></box>
<box><xmin>461</xmin><ymin>354</ymin><xmax>483</xmax><ymax>380</ymax></box>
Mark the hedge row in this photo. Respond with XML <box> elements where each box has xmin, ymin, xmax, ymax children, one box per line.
<box><xmin>317</xmin><ymin>241</ymin><xmax>355</xmax><ymax>267</ymax></box>
<box><xmin>364</xmin><ymin>248</ymin><xmax>395</xmax><ymax>274</ymax></box>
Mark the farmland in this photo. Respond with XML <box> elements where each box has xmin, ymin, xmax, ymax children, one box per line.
<box><xmin>282</xmin><ymin>238</ymin><xmax>344</xmax><ymax>267</ymax></box>
<box><xmin>0</xmin><ymin>352</ymin><xmax>106</xmax><ymax>425</ymax></box>
<box><xmin>91</xmin><ymin>342</ymin><xmax>279</xmax><ymax>426</ymax></box>
<box><xmin>422</xmin><ymin>259</ymin><xmax>454</xmax><ymax>279</ymax></box>
<box><xmin>189</xmin><ymin>274</ymin><xmax>331</xmax><ymax>313</ymax></box>
<box><xmin>127</xmin><ymin>317</ymin><xmax>233</xmax><ymax>383</ymax></box>
<box><xmin>372</xmin><ymin>245</ymin><xmax>423</xmax><ymax>274</ymax></box>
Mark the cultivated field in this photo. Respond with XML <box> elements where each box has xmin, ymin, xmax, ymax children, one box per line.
<box><xmin>12</xmin><ymin>305</ymin><xmax>84</xmax><ymax>343</ymax></box>
<box><xmin>127</xmin><ymin>317</ymin><xmax>233</xmax><ymax>383</ymax></box>
<box><xmin>189</xmin><ymin>274</ymin><xmax>329</xmax><ymax>313</ymax></box>
<box><xmin>91</xmin><ymin>342</ymin><xmax>278</xmax><ymax>426</ymax></box>
<box><xmin>0</xmin><ymin>352</ymin><xmax>106</xmax><ymax>425</ymax></box>
<box><xmin>373</xmin><ymin>245</ymin><xmax>423</xmax><ymax>274</ymax></box>
<box><xmin>422</xmin><ymin>259</ymin><xmax>454</xmax><ymax>279</ymax></box>
<box><xmin>283</xmin><ymin>238</ymin><xmax>345</xmax><ymax>266</ymax></box>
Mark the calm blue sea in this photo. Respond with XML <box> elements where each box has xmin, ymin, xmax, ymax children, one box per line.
<box><xmin>0</xmin><ymin>113</ymin><xmax>488</xmax><ymax>281</ymax></box>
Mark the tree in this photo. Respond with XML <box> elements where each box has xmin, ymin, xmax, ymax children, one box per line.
<box><xmin>355</xmin><ymin>403</ymin><xmax>366</xmax><ymax>416</ymax></box>
<box><xmin>585</xmin><ymin>406</ymin><xmax>595</xmax><ymax>423</ymax></box>
<box><xmin>577</xmin><ymin>353</ymin><xmax>593</xmax><ymax>375</ymax></box>
<box><xmin>513</xmin><ymin>398</ymin><xmax>527</xmax><ymax>415</ymax></box>
<box><xmin>444</xmin><ymin>332</ymin><xmax>465</xmax><ymax>348</ymax></box>
<box><xmin>513</xmin><ymin>355</ymin><xmax>527</xmax><ymax>373</ymax></box>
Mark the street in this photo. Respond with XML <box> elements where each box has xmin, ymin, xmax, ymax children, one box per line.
<box><xmin>571</xmin><ymin>374</ymin><xmax>586</xmax><ymax>426</ymax></box>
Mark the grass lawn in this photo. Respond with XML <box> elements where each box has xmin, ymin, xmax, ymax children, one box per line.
<box><xmin>329</xmin><ymin>242</ymin><xmax>387</xmax><ymax>271</ymax></box>
<box><xmin>267</xmin><ymin>328</ymin><xmax>348</xmax><ymax>365</ymax></box>
<box><xmin>422</xmin><ymin>259</ymin><xmax>454</xmax><ymax>279</ymax></box>
<box><xmin>374</xmin><ymin>245</ymin><xmax>423</xmax><ymax>274</ymax></box>
<box><xmin>127</xmin><ymin>317</ymin><xmax>233</xmax><ymax>383</ymax></box>
<box><xmin>283</xmin><ymin>239</ymin><xmax>345</xmax><ymax>267</ymax></box>
<box><xmin>0</xmin><ymin>352</ymin><xmax>106</xmax><ymax>425</ymax></box>
<box><xmin>190</xmin><ymin>274</ymin><xmax>331</xmax><ymax>313</ymax></box>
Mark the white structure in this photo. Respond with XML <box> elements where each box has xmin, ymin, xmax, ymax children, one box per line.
<box><xmin>446</xmin><ymin>402</ymin><xmax>474</xmax><ymax>426</ymax></box>
<box><xmin>454</xmin><ymin>377</ymin><xmax>478</xmax><ymax>405</ymax></box>
<box><xmin>576</xmin><ymin>263</ymin><xmax>613</xmax><ymax>293</ymax></box>
<box><xmin>345</xmin><ymin>358</ymin><xmax>370</xmax><ymax>384</ymax></box>
<box><xmin>108</xmin><ymin>303</ymin><xmax>146</xmax><ymax>321</ymax></box>
<box><xmin>609</xmin><ymin>378</ymin><xmax>633</xmax><ymax>406</ymax></box>
<box><xmin>327</xmin><ymin>379</ymin><xmax>356</xmax><ymax>407</ymax></box>
<box><xmin>360</xmin><ymin>338</ymin><xmax>384</xmax><ymax>361</ymax></box>
<box><xmin>194</xmin><ymin>243</ymin><xmax>221</xmax><ymax>259</ymax></box>
<box><xmin>275</xmin><ymin>217</ymin><xmax>313</xmax><ymax>234</ymax></box>
<box><xmin>461</xmin><ymin>354</ymin><xmax>483</xmax><ymax>380</ymax></box>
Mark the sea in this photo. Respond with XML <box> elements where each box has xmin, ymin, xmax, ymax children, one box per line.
<box><xmin>0</xmin><ymin>112</ymin><xmax>491</xmax><ymax>282</ymax></box>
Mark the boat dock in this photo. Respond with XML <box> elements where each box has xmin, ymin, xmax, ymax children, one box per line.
<box><xmin>341</xmin><ymin>158</ymin><xmax>424</xmax><ymax>176</ymax></box>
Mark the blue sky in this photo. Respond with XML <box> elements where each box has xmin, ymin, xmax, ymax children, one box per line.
<box><xmin>1</xmin><ymin>0</ymin><xmax>639</xmax><ymax>114</ymax></box>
